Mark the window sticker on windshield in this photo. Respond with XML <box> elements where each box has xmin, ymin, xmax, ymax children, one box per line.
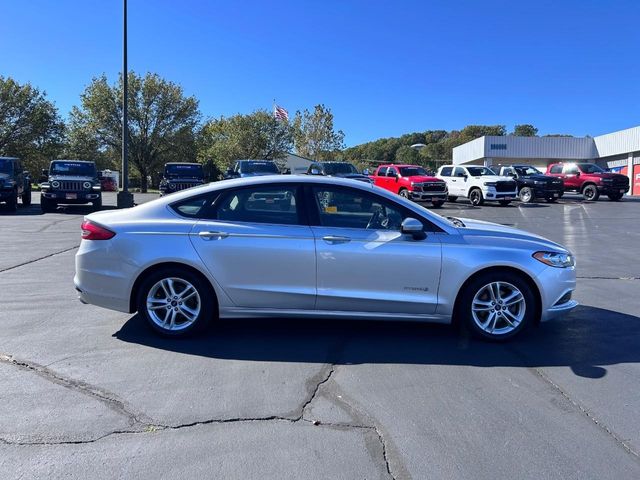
<box><xmin>325</xmin><ymin>206</ymin><xmax>338</xmax><ymax>213</ymax></box>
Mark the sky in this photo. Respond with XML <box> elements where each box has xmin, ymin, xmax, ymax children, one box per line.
<box><xmin>1</xmin><ymin>0</ymin><xmax>639</xmax><ymax>147</ymax></box>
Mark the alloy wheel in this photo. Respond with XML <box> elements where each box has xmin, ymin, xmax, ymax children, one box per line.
<box><xmin>471</xmin><ymin>281</ymin><xmax>526</xmax><ymax>336</ymax></box>
<box><xmin>146</xmin><ymin>277</ymin><xmax>201</xmax><ymax>331</ymax></box>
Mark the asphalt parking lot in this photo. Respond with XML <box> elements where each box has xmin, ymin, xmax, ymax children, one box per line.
<box><xmin>1</xmin><ymin>192</ymin><xmax>640</xmax><ymax>479</ymax></box>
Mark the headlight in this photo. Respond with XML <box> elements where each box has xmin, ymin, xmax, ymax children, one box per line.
<box><xmin>483</xmin><ymin>182</ymin><xmax>497</xmax><ymax>187</ymax></box>
<box><xmin>51</xmin><ymin>181</ymin><xmax>60</xmax><ymax>189</ymax></box>
<box><xmin>83</xmin><ymin>181</ymin><xmax>92</xmax><ymax>189</ymax></box>
<box><xmin>533</xmin><ymin>251</ymin><xmax>575</xmax><ymax>268</ymax></box>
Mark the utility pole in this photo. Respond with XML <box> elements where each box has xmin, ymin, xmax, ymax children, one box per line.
<box><xmin>117</xmin><ymin>0</ymin><xmax>134</xmax><ymax>208</ymax></box>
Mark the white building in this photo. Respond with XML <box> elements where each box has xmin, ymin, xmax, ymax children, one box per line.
<box><xmin>453</xmin><ymin>126</ymin><xmax>640</xmax><ymax>195</ymax></box>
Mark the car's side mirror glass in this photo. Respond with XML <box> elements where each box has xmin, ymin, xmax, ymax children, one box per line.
<box><xmin>401</xmin><ymin>217</ymin><xmax>426</xmax><ymax>240</ymax></box>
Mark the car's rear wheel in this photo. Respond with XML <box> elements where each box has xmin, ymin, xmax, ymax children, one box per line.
<box><xmin>137</xmin><ymin>268</ymin><xmax>215</xmax><ymax>337</ymax></box>
<box><xmin>518</xmin><ymin>187</ymin><xmax>533</xmax><ymax>203</ymax></box>
<box><xmin>582</xmin><ymin>184</ymin><xmax>599</xmax><ymax>201</ymax></box>
<box><xmin>458</xmin><ymin>271</ymin><xmax>535</xmax><ymax>341</ymax></box>
<box><xmin>469</xmin><ymin>188</ymin><xmax>484</xmax><ymax>206</ymax></box>
<box><xmin>608</xmin><ymin>192</ymin><xmax>624</xmax><ymax>201</ymax></box>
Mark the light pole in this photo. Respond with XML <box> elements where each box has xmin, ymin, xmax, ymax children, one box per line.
<box><xmin>117</xmin><ymin>0</ymin><xmax>134</xmax><ymax>208</ymax></box>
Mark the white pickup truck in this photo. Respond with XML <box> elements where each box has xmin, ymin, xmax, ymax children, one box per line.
<box><xmin>436</xmin><ymin>165</ymin><xmax>518</xmax><ymax>206</ymax></box>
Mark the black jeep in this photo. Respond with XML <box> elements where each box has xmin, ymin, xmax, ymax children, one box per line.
<box><xmin>159</xmin><ymin>162</ymin><xmax>205</xmax><ymax>196</ymax></box>
<box><xmin>40</xmin><ymin>160</ymin><xmax>102</xmax><ymax>213</ymax></box>
<box><xmin>0</xmin><ymin>157</ymin><xmax>31</xmax><ymax>212</ymax></box>
<box><xmin>497</xmin><ymin>165</ymin><xmax>564</xmax><ymax>203</ymax></box>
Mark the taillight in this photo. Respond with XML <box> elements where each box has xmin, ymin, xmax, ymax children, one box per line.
<box><xmin>81</xmin><ymin>220</ymin><xmax>115</xmax><ymax>240</ymax></box>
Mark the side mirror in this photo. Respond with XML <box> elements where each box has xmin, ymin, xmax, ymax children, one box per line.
<box><xmin>41</xmin><ymin>169</ymin><xmax>48</xmax><ymax>176</ymax></box>
<box><xmin>363</xmin><ymin>168</ymin><xmax>370</xmax><ymax>175</ymax></box>
<box><xmin>575</xmin><ymin>171</ymin><xmax>580</xmax><ymax>177</ymax></box>
<box><xmin>310</xmin><ymin>167</ymin><xmax>321</xmax><ymax>175</ymax></box>
<box><xmin>401</xmin><ymin>218</ymin><xmax>426</xmax><ymax>240</ymax></box>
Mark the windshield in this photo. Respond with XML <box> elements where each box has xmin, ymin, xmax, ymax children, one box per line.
<box><xmin>399</xmin><ymin>167</ymin><xmax>428</xmax><ymax>177</ymax></box>
<box><xmin>467</xmin><ymin>166</ymin><xmax>496</xmax><ymax>176</ymax></box>
<box><xmin>577</xmin><ymin>163</ymin><xmax>605</xmax><ymax>174</ymax></box>
<box><xmin>50</xmin><ymin>161</ymin><xmax>96</xmax><ymax>177</ymax></box>
<box><xmin>323</xmin><ymin>163</ymin><xmax>358</xmax><ymax>175</ymax></box>
<box><xmin>0</xmin><ymin>158</ymin><xmax>13</xmax><ymax>174</ymax></box>
<box><xmin>514</xmin><ymin>166</ymin><xmax>542</xmax><ymax>175</ymax></box>
<box><xmin>241</xmin><ymin>162</ymin><xmax>279</xmax><ymax>174</ymax></box>
<box><xmin>165</xmin><ymin>164</ymin><xmax>204</xmax><ymax>177</ymax></box>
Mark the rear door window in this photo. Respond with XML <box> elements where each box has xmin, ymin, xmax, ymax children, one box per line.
<box><xmin>214</xmin><ymin>185</ymin><xmax>301</xmax><ymax>225</ymax></box>
<box><xmin>439</xmin><ymin>167</ymin><xmax>452</xmax><ymax>177</ymax></box>
<box><xmin>549</xmin><ymin>165</ymin><xmax>563</xmax><ymax>174</ymax></box>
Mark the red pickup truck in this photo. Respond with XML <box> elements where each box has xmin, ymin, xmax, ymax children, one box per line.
<box><xmin>546</xmin><ymin>162</ymin><xmax>629</xmax><ymax>201</ymax></box>
<box><xmin>370</xmin><ymin>164</ymin><xmax>448</xmax><ymax>207</ymax></box>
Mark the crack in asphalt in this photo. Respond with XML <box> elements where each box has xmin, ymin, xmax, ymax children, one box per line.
<box><xmin>0</xmin><ymin>349</ymin><xmax>397</xmax><ymax>479</ymax></box>
<box><xmin>0</xmin><ymin>354</ymin><xmax>151</xmax><ymax>429</ymax></box>
<box><xmin>532</xmin><ymin>367</ymin><xmax>640</xmax><ymax>460</ymax></box>
<box><xmin>0</xmin><ymin>246</ymin><xmax>79</xmax><ymax>273</ymax></box>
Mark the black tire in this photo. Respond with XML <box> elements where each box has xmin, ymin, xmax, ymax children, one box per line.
<box><xmin>582</xmin><ymin>184</ymin><xmax>599</xmax><ymax>201</ymax></box>
<box><xmin>92</xmin><ymin>196</ymin><xmax>103</xmax><ymax>211</ymax></box>
<box><xmin>431</xmin><ymin>200</ymin><xmax>445</xmax><ymax>208</ymax></box>
<box><xmin>136</xmin><ymin>267</ymin><xmax>216</xmax><ymax>337</ymax></box>
<box><xmin>456</xmin><ymin>270</ymin><xmax>536</xmax><ymax>342</ymax></box>
<box><xmin>469</xmin><ymin>188</ymin><xmax>484</xmax><ymax>206</ymax></box>
<box><xmin>498</xmin><ymin>200</ymin><xmax>511</xmax><ymax>207</ymax></box>
<box><xmin>6</xmin><ymin>190</ymin><xmax>18</xmax><ymax>212</ymax></box>
<box><xmin>399</xmin><ymin>188</ymin><xmax>410</xmax><ymax>199</ymax></box>
<box><xmin>607</xmin><ymin>192</ymin><xmax>624</xmax><ymax>201</ymax></box>
<box><xmin>447</xmin><ymin>196</ymin><xmax>457</xmax><ymax>202</ymax></box>
<box><xmin>40</xmin><ymin>197</ymin><xmax>56</xmax><ymax>213</ymax></box>
<box><xmin>21</xmin><ymin>188</ymin><xmax>32</xmax><ymax>206</ymax></box>
<box><xmin>518</xmin><ymin>187</ymin><xmax>533</xmax><ymax>203</ymax></box>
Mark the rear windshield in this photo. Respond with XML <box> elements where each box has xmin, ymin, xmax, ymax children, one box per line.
<box><xmin>0</xmin><ymin>158</ymin><xmax>13</xmax><ymax>174</ymax></box>
<box><xmin>241</xmin><ymin>162</ymin><xmax>279</xmax><ymax>174</ymax></box>
<box><xmin>165</xmin><ymin>164</ymin><xmax>204</xmax><ymax>177</ymax></box>
<box><xmin>399</xmin><ymin>166</ymin><xmax>428</xmax><ymax>176</ymax></box>
<box><xmin>323</xmin><ymin>163</ymin><xmax>358</xmax><ymax>175</ymax></box>
<box><xmin>50</xmin><ymin>161</ymin><xmax>96</xmax><ymax>177</ymax></box>
<box><xmin>467</xmin><ymin>166</ymin><xmax>496</xmax><ymax>176</ymax></box>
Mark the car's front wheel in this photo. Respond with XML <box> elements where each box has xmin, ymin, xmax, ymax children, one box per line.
<box><xmin>518</xmin><ymin>187</ymin><xmax>533</xmax><ymax>203</ymax></box>
<box><xmin>469</xmin><ymin>188</ymin><xmax>484</xmax><ymax>206</ymax></box>
<box><xmin>458</xmin><ymin>271</ymin><xmax>535</xmax><ymax>341</ymax></box>
<box><xmin>582</xmin><ymin>184</ymin><xmax>599</xmax><ymax>201</ymax></box>
<box><xmin>137</xmin><ymin>268</ymin><xmax>215</xmax><ymax>337</ymax></box>
<box><xmin>399</xmin><ymin>188</ymin><xmax>410</xmax><ymax>199</ymax></box>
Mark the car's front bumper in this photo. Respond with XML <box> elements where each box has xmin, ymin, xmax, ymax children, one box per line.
<box><xmin>409</xmin><ymin>191</ymin><xmax>448</xmax><ymax>202</ymax></box>
<box><xmin>533</xmin><ymin>186</ymin><xmax>564</xmax><ymax>198</ymax></box>
<box><xmin>42</xmin><ymin>191</ymin><xmax>100</xmax><ymax>204</ymax></box>
<box><xmin>483</xmin><ymin>188</ymin><xmax>518</xmax><ymax>201</ymax></box>
<box><xmin>538</xmin><ymin>264</ymin><xmax>578</xmax><ymax>322</ymax></box>
<box><xmin>597</xmin><ymin>184</ymin><xmax>630</xmax><ymax>194</ymax></box>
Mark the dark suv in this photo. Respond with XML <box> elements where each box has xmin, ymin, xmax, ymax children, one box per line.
<box><xmin>224</xmin><ymin>160</ymin><xmax>280</xmax><ymax>179</ymax></box>
<box><xmin>307</xmin><ymin>161</ymin><xmax>372</xmax><ymax>184</ymax></box>
<box><xmin>546</xmin><ymin>162</ymin><xmax>630</xmax><ymax>201</ymax></box>
<box><xmin>0</xmin><ymin>157</ymin><xmax>31</xmax><ymax>211</ymax></box>
<box><xmin>159</xmin><ymin>162</ymin><xmax>205</xmax><ymax>196</ymax></box>
<box><xmin>40</xmin><ymin>160</ymin><xmax>102</xmax><ymax>212</ymax></box>
<box><xmin>496</xmin><ymin>165</ymin><xmax>564</xmax><ymax>203</ymax></box>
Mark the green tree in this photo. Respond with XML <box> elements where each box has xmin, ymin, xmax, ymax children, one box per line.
<box><xmin>292</xmin><ymin>104</ymin><xmax>345</xmax><ymax>160</ymax></box>
<box><xmin>0</xmin><ymin>76</ymin><xmax>65</xmax><ymax>175</ymax></box>
<box><xmin>69</xmin><ymin>72</ymin><xmax>200</xmax><ymax>191</ymax></box>
<box><xmin>197</xmin><ymin>110</ymin><xmax>293</xmax><ymax>178</ymax></box>
<box><xmin>512</xmin><ymin>124</ymin><xmax>538</xmax><ymax>136</ymax></box>
<box><xmin>394</xmin><ymin>145</ymin><xmax>421</xmax><ymax>164</ymax></box>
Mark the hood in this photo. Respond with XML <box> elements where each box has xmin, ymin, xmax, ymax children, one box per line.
<box><xmin>587</xmin><ymin>172</ymin><xmax>627</xmax><ymax>180</ymax></box>
<box><xmin>471</xmin><ymin>175</ymin><xmax>514</xmax><ymax>182</ymax></box>
<box><xmin>456</xmin><ymin>218</ymin><xmax>568</xmax><ymax>252</ymax></box>
<box><xmin>403</xmin><ymin>175</ymin><xmax>442</xmax><ymax>183</ymax></box>
<box><xmin>48</xmin><ymin>175</ymin><xmax>96</xmax><ymax>182</ymax></box>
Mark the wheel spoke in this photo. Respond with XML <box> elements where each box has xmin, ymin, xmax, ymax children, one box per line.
<box><xmin>160</xmin><ymin>280</ymin><xmax>172</xmax><ymax>298</ymax></box>
<box><xmin>503</xmin><ymin>310</ymin><xmax>519</xmax><ymax>327</ymax></box>
<box><xmin>480</xmin><ymin>311</ymin><xmax>496</xmax><ymax>330</ymax></box>
<box><xmin>180</xmin><ymin>305</ymin><xmax>198</xmax><ymax>322</ymax></box>
<box><xmin>166</xmin><ymin>278</ymin><xmax>177</xmax><ymax>297</ymax></box>
<box><xmin>148</xmin><ymin>304</ymin><xmax>167</xmax><ymax>311</ymax></box>
<box><xmin>503</xmin><ymin>291</ymin><xmax>524</xmax><ymax>306</ymax></box>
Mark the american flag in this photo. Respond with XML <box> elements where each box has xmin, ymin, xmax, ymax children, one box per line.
<box><xmin>274</xmin><ymin>105</ymin><xmax>289</xmax><ymax>121</ymax></box>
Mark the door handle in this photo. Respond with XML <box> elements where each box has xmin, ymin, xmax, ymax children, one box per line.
<box><xmin>198</xmin><ymin>231</ymin><xmax>229</xmax><ymax>240</ymax></box>
<box><xmin>322</xmin><ymin>235</ymin><xmax>351</xmax><ymax>244</ymax></box>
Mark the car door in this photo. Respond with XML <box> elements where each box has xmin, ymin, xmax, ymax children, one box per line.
<box><xmin>563</xmin><ymin>164</ymin><xmax>581</xmax><ymax>190</ymax></box>
<box><xmin>451</xmin><ymin>167</ymin><xmax>467</xmax><ymax>196</ymax></box>
<box><xmin>308</xmin><ymin>184</ymin><xmax>442</xmax><ymax>314</ymax></box>
<box><xmin>189</xmin><ymin>183</ymin><xmax>316</xmax><ymax>309</ymax></box>
<box><xmin>386</xmin><ymin>167</ymin><xmax>399</xmax><ymax>193</ymax></box>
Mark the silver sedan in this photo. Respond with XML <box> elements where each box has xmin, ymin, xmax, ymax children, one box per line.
<box><xmin>74</xmin><ymin>175</ymin><xmax>577</xmax><ymax>341</ymax></box>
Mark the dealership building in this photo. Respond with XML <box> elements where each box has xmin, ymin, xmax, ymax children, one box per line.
<box><xmin>453</xmin><ymin>125</ymin><xmax>640</xmax><ymax>195</ymax></box>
